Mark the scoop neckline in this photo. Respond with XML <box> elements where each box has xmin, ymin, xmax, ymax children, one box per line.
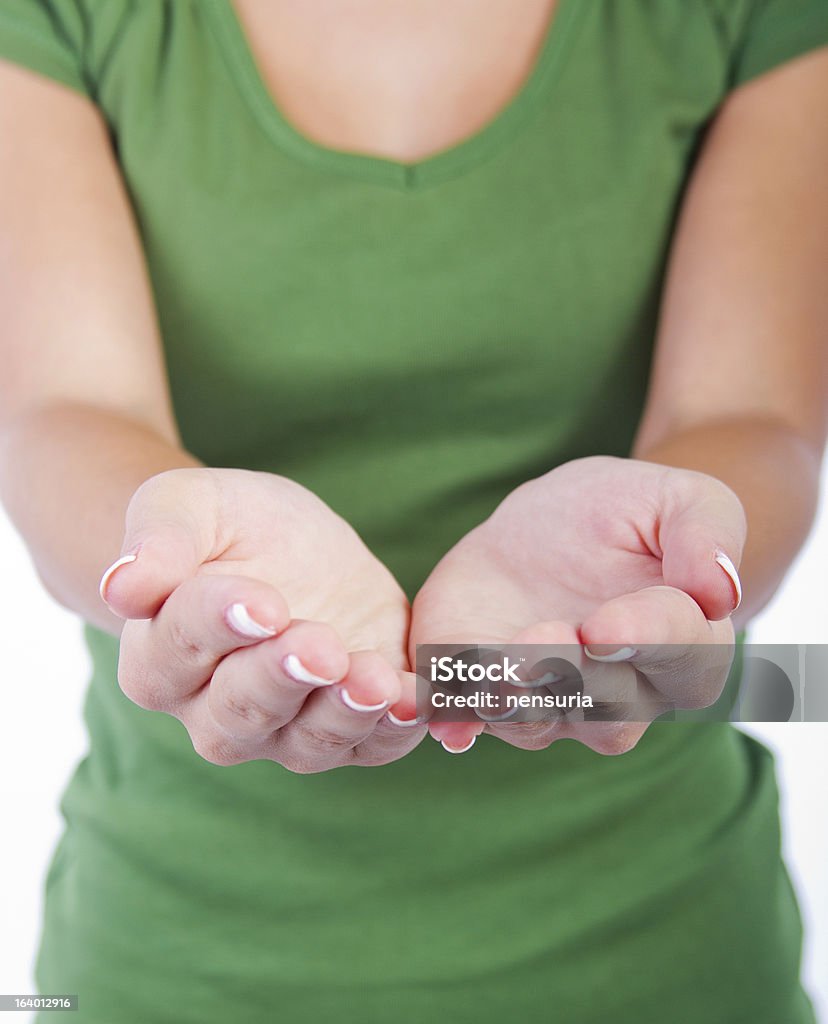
<box><xmin>206</xmin><ymin>0</ymin><xmax>585</xmax><ymax>191</ymax></box>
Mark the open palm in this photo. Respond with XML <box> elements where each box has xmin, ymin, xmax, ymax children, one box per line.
<box><xmin>410</xmin><ymin>456</ymin><xmax>745</xmax><ymax>753</ymax></box>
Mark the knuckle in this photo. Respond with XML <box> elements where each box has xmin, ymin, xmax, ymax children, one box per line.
<box><xmin>124</xmin><ymin>471</ymin><xmax>178</xmax><ymax>525</ymax></box>
<box><xmin>190</xmin><ymin>730</ymin><xmax>243</xmax><ymax>767</ymax></box>
<box><xmin>291</xmin><ymin>718</ymin><xmax>354</xmax><ymax>753</ymax></box>
<box><xmin>277</xmin><ymin>748</ymin><xmax>338</xmax><ymax>775</ymax></box>
<box><xmin>124</xmin><ymin>476</ymin><xmax>158</xmax><ymax>517</ymax></box>
<box><xmin>712</xmin><ymin>475</ymin><xmax>745</xmax><ymax>511</ymax></box>
<box><xmin>590</xmin><ymin>723</ymin><xmax>645</xmax><ymax>756</ymax></box>
<box><xmin>220</xmin><ymin>688</ymin><xmax>277</xmax><ymax>731</ymax></box>
<box><xmin>130</xmin><ymin>468</ymin><xmax>187</xmax><ymax>505</ymax></box>
<box><xmin>668</xmin><ymin>663</ymin><xmax>729</xmax><ymax>711</ymax></box>
<box><xmin>167</xmin><ymin>618</ymin><xmax>207</xmax><ymax>666</ymax></box>
<box><xmin>494</xmin><ymin>721</ymin><xmax>557</xmax><ymax>750</ymax></box>
<box><xmin>674</xmin><ymin>688</ymin><xmax>718</xmax><ymax>711</ymax></box>
<box><xmin>117</xmin><ymin>659</ymin><xmax>169</xmax><ymax>711</ymax></box>
<box><xmin>351</xmin><ymin>744</ymin><xmax>406</xmax><ymax>766</ymax></box>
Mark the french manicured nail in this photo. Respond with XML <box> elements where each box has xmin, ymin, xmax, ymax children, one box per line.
<box><xmin>583</xmin><ymin>646</ymin><xmax>638</xmax><ymax>663</ymax></box>
<box><xmin>475</xmin><ymin>705</ymin><xmax>519</xmax><ymax>722</ymax></box>
<box><xmin>714</xmin><ymin>551</ymin><xmax>742</xmax><ymax>611</ymax></box>
<box><xmin>386</xmin><ymin>710</ymin><xmax>422</xmax><ymax>728</ymax></box>
<box><xmin>282</xmin><ymin>654</ymin><xmax>338</xmax><ymax>686</ymax></box>
<box><xmin>225</xmin><ymin>602</ymin><xmax>277</xmax><ymax>639</ymax></box>
<box><xmin>340</xmin><ymin>688</ymin><xmax>389</xmax><ymax>713</ymax></box>
<box><xmin>441</xmin><ymin>736</ymin><xmax>477</xmax><ymax>754</ymax></box>
<box><xmin>98</xmin><ymin>553</ymin><xmax>138</xmax><ymax>601</ymax></box>
<box><xmin>514</xmin><ymin>670</ymin><xmax>563</xmax><ymax>688</ymax></box>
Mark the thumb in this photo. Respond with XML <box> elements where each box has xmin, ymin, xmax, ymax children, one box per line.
<box><xmin>658</xmin><ymin>473</ymin><xmax>747</xmax><ymax>622</ymax></box>
<box><xmin>99</xmin><ymin>469</ymin><xmax>221</xmax><ymax>620</ymax></box>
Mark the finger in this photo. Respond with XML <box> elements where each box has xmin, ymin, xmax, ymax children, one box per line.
<box><xmin>484</xmin><ymin>621</ymin><xmax>654</xmax><ymax>749</ymax></box>
<box><xmin>428</xmin><ymin>620</ymin><xmax>579</xmax><ymax>753</ymax></box>
<box><xmin>205</xmin><ymin>621</ymin><xmax>352</xmax><ymax>739</ymax></box>
<box><xmin>379</xmin><ymin>670</ymin><xmax>428</xmax><ymax>728</ymax></box>
<box><xmin>658</xmin><ymin>473</ymin><xmax>746</xmax><ymax>621</ymax></box>
<box><xmin>420</xmin><ymin>634</ymin><xmax>494</xmax><ymax>754</ymax></box>
<box><xmin>580</xmin><ymin>585</ymin><xmax>735</xmax><ymax>709</ymax></box>
<box><xmin>496</xmin><ymin>649</ymin><xmax>656</xmax><ymax>757</ymax></box>
<box><xmin>273</xmin><ymin>650</ymin><xmax>403</xmax><ymax>772</ymax></box>
<box><xmin>177</xmin><ymin>618</ymin><xmax>352</xmax><ymax>765</ymax></box>
<box><xmin>99</xmin><ymin>468</ymin><xmax>222</xmax><ymax>619</ymax></box>
<box><xmin>116</xmin><ymin>574</ymin><xmax>294</xmax><ymax>710</ymax></box>
<box><xmin>356</xmin><ymin>671</ymin><xmax>430</xmax><ymax>762</ymax></box>
<box><xmin>479</xmin><ymin>619</ymin><xmax>577</xmax><ymax>746</ymax></box>
<box><xmin>565</xmin><ymin>720</ymin><xmax>651</xmax><ymax>757</ymax></box>
<box><xmin>206</xmin><ymin>638</ymin><xmax>347</xmax><ymax>745</ymax></box>
<box><xmin>546</xmin><ymin>635</ymin><xmax>660</xmax><ymax>754</ymax></box>
<box><xmin>577</xmin><ymin>662</ymin><xmax>666</xmax><ymax>719</ymax></box>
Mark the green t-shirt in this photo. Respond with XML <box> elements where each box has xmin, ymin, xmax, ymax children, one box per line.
<box><xmin>1</xmin><ymin>2</ymin><xmax>826</xmax><ymax>1021</ymax></box>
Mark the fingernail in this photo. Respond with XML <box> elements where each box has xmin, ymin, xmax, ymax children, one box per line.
<box><xmin>583</xmin><ymin>646</ymin><xmax>638</xmax><ymax>663</ymax></box>
<box><xmin>98</xmin><ymin>553</ymin><xmax>138</xmax><ymax>602</ymax></box>
<box><xmin>475</xmin><ymin>706</ymin><xmax>519</xmax><ymax>723</ymax></box>
<box><xmin>225</xmin><ymin>602</ymin><xmax>277</xmax><ymax>640</ymax></box>
<box><xmin>514</xmin><ymin>670</ymin><xmax>563</xmax><ymax>688</ymax></box>
<box><xmin>385</xmin><ymin>710</ymin><xmax>423</xmax><ymax>728</ymax></box>
<box><xmin>340</xmin><ymin>688</ymin><xmax>389</xmax><ymax>713</ymax></box>
<box><xmin>714</xmin><ymin>551</ymin><xmax>742</xmax><ymax>611</ymax></box>
<box><xmin>441</xmin><ymin>736</ymin><xmax>477</xmax><ymax>754</ymax></box>
<box><xmin>282</xmin><ymin>654</ymin><xmax>338</xmax><ymax>686</ymax></box>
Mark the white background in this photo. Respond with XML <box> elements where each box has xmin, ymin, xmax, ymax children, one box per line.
<box><xmin>0</xmin><ymin>469</ymin><xmax>826</xmax><ymax>1022</ymax></box>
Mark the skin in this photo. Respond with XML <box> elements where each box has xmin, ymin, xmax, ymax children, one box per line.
<box><xmin>412</xmin><ymin>456</ymin><xmax>745</xmax><ymax>753</ymax></box>
<box><xmin>107</xmin><ymin>468</ymin><xmax>421</xmax><ymax>771</ymax></box>
<box><xmin>0</xmin><ymin>2</ymin><xmax>826</xmax><ymax>770</ymax></box>
<box><xmin>233</xmin><ymin>0</ymin><xmax>559</xmax><ymax>163</ymax></box>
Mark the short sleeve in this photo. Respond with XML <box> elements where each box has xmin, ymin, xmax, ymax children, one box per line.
<box><xmin>0</xmin><ymin>0</ymin><xmax>89</xmax><ymax>96</ymax></box>
<box><xmin>730</xmin><ymin>0</ymin><xmax>828</xmax><ymax>88</ymax></box>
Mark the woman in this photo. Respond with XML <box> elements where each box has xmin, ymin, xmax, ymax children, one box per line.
<box><xmin>0</xmin><ymin>1</ymin><xmax>826</xmax><ymax>1020</ymax></box>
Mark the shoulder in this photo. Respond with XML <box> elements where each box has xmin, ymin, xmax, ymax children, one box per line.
<box><xmin>589</xmin><ymin>0</ymin><xmax>828</xmax><ymax>96</ymax></box>
<box><xmin>690</xmin><ymin>0</ymin><xmax>828</xmax><ymax>91</ymax></box>
<box><xmin>0</xmin><ymin>1</ymin><xmax>186</xmax><ymax>95</ymax></box>
<box><xmin>0</xmin><ymin>1</ymin><xmax>205</xmax><ymax>94</ymax></box>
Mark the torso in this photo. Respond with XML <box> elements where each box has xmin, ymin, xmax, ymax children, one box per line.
<box><xmin>231</xmin><ymin>0</ymin><xmax>559</xmax><ymax>161</ymax></box>
<box><xmin>21</xmin><ymin>2</ymin><xmax>812</xmax><ymax>1020</ymax></box>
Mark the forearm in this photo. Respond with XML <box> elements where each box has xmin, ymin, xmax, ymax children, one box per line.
<box><xmin>0</xmin><ymin>401</ymin><xmax>201</xmax><ymax>635</ymax></box>
<box><xmin>632</xmin><ymin>415</ymin><xmax>823</xmax><ymax>632</ymax></box>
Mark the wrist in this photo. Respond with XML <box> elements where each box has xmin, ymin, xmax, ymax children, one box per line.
<box><xmin>0</xmin><ymin>400</ymin><xmax>202</xmax><ymax>633</ymax></box>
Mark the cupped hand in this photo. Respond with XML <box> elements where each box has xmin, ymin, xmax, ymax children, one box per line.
<box><xmin>101</xmin><ymin>468</ymin><xmax>425</xmax><ymax>772</ymax></box>
<box><xmin>409</xmin><ymin>456</ymin><xmax>746</xmax><ymax>755</ymax></box>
